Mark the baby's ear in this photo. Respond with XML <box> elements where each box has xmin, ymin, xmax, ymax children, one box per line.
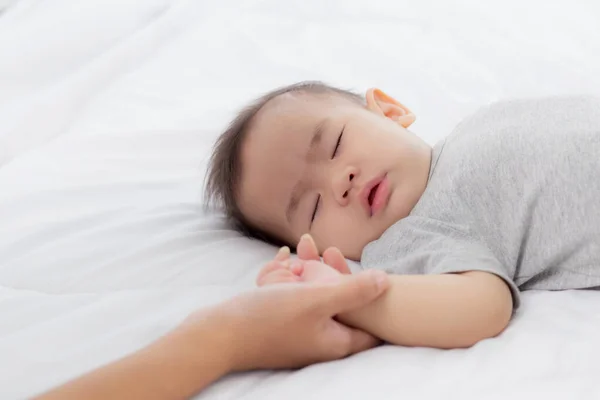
<box><xmin>365</xmin><ymin>88</ymin><xmax>416</xmax><ymax>128</ymax></box>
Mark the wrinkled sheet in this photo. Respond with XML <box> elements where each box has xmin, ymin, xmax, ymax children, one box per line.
<box><xmin>1</xmin><ymin>0</ymin><xmax>600</xmax><ymax>399</ymax></box>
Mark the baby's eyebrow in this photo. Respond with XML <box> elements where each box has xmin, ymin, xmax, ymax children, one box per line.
<box><xmin>285</xmin><ymin>118</ymin><xmax>329</xmax><ymax>224</ymax></box>
<box><xmin>306</xmin><ymin>119</ymin><xmax>327</xmax><ymax>160</ymax></box>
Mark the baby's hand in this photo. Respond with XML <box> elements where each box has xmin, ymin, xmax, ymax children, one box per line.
<box><xmin>296</xmin><ymin>234</ymin><xmax>351</xmax><ymax>278</ymax></box>
<box><xmin>256</xmin><ymin>246</ymin><xmax>303</xmax><ymax>286</ymax></box>
<box><xmin>256</xmin><ymin>258</ymin><xmax>341</xmax><ymax>287</ymax></box>
<box><xmin>256</xmin><ymin>234</ymin><xmax>351</xmax><ymax>287</ymax></box>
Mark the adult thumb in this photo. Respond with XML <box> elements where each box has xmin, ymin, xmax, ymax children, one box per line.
<box><xmin>320</xmin><ymin>270</ymin><xmax>389</xmax><ymax>315</ymax></box>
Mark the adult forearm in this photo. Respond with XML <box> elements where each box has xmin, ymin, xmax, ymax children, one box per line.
<box><xmin>36</xmin><ymin>320</ymin><xmax>233</xmax><ymax>400</ymax></box>
<box><xmin>337</xmin><ymin>271</ymin><xmax>512</xmax><ymax>349</ymax></box>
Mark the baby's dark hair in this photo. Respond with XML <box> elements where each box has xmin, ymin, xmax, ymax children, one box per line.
<box><xmin>204</xmin><ymin>81</ymin><xmax>363</xmax><ymax>246</ymax></box>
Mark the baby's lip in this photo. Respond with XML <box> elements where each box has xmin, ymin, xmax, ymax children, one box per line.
<box><xmin>360</xmin><ymin>174</ymin><xmax>386</xmax><ymax>216</ymax></box>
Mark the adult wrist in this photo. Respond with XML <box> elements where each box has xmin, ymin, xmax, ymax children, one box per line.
<box><xmin>177</xmin><ymin>309</ymin><xmax>240</xmax><ymax>374</ymax></box>
<box><xmin>145</xmin><ymin>310</ymin><xmax>240</xmax><ymax>398</ymax></box>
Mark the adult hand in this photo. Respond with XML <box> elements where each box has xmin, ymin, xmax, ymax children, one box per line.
<box><xmin>182</xmin><ymin>269</ymin><xmax>390</xmax><ymax>371</ymax></box>
<box><xmin>37</xmin><ymin>270</ymin><xmax>390</xmax><ymax>400</ymax></box>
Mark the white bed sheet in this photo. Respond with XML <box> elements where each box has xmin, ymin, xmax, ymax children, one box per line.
<box><xmin>1</xmin><ymin>0</ymin><xmax>600</xmax><ymax>399</ymax></box>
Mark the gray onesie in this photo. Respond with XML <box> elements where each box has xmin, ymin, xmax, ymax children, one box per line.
<box><xmin>361</xmin><ymin>96</ymin><xmax>600</xmax><ymax>308</ymax></box>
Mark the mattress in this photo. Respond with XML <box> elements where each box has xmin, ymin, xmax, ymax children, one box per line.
<box><xmin>1</xmin><ymin>0</ymin><xmax>600</xmax><ymax>399</ymax></box>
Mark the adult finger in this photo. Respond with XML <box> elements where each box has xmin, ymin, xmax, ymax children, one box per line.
<box><xmin>317</xmin><ymin>270</ymin><xmax>390</xmax><ymax>315</ymax></box>
<box><xmin>322</xmin><ymin>320</ymin><xmax>381</xmax><ymax>360</ymax></box>
<box><xmin>258</xmin><ymin>269</ymin><xmax>301</xmax><ymax>286</ymax></box>
<box><xmin>297</xmin><ymin>234</ymin><xmax>320</xmax><ymax>261</ymax></box>
<box><xmin>256</xmin><ymin>261</ymin><xmax>285</xmax><ymax>285</ymax></box>
<box><xmin>274</xmin><ymin>246</ymin><xmax>291</xmax><ymax>262</ymax></box>
<box><xmin>323</xmin><ymin>247</ymin><xmax>351</xmax><ymax>274</ymax></box>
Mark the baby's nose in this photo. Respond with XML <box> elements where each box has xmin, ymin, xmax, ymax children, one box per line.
<box><xmin>334</xmin><ymin>167</ymin><xmax>357</xmax><ymax>205</ymax></box>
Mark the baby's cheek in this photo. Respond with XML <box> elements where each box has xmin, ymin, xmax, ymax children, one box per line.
<box><xmin>317</xmin><ymin>213</ymin><xmax>366</xmax><ymax>260</ymax></box>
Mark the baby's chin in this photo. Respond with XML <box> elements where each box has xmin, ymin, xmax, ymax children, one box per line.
<box><xmin>318</xmin><ymin>227</ymin><xmax>387</xmax><ymax>261</ymax></box>
<box><xmin>346</xmin><ymin>252</ymin><xmax>362</xmax><ymax>262</ymax></box>
<box><xmin>351</xmin><ymin>227</ymin><xmax>391</xmax><ymax>260</ymax></box>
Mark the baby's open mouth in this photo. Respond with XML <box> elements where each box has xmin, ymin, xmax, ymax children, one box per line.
<box><xmin>368</xmin><ymin>183</ymin><xmax>380</xmax><ymax>207</ymax></box>
<box><xmin>361</xmin><ymin>174</ymin><xmax>389</xmax><ymax>217</ymax></box>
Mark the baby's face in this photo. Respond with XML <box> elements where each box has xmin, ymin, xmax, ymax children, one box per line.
<box><xmin>238</xmin><ymin>90</ymin><xmax>432</xmax><ymax>260</ymax></box>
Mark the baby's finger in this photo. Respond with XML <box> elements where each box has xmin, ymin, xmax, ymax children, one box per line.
<box><xmin>275</xmin><ymin>246</ymin><xmax>291</xmax><ymax>262</ymax></box>
<box><xmin>323</xmin><ymin>247</ymin><xmax>351</xmax><ymax>275</ymax></box>
<box><xmin>256</xmin><ymin>261</ymin><xmax>285</xmax><ymax>285</ymax></box>
<box><xmin>289</xmin><ymin>260</ymin><xmax>305</xmax><ymax>276</ymax></box>
<box><xmin>258</xmin><ymin>269</ymin><xmax>301</xmax><ymax>286</ymax></box>
<box><xmin>297</xmin><ymin>234</ymin><xmax>320</xmax><ymax>261</ymax></box>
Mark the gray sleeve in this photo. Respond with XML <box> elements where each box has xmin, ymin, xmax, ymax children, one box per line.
<box><xmin>361</xmin><ymin>216</ymin><xmax>521</xmax><ymax>309</ymax></box>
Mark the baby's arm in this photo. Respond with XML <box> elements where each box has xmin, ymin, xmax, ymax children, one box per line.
<box><xmin>265</xmin><ymin>235</ymin><xmax>513</xmax><ymax>349</ymax></box>
<box><xmin>336</xmin><ymin>271</ymin><xmax>512</xmax><ymax>349</ymax></box>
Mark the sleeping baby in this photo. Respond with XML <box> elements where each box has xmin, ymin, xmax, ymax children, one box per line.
<box><xmin>205</xmin><ymin>81</ymin><xmax>600</xmax><ymax>348</ymax></box>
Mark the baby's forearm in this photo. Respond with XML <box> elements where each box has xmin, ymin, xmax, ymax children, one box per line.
<box><xmin>337</xmin><ymin>271</ymin><xmax>512</xmax><ymax>349</ymax></box>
